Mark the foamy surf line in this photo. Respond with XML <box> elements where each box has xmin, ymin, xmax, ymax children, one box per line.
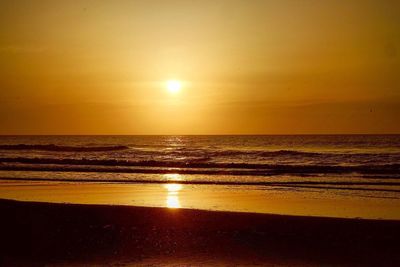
<box><xmin>1</xmin><ymin>177</ymin><xmax>400</xmax><ymax>193</ymax></box>
<box><xmin>1</xmin><ymin>157</ymin><xmax>399</xmax><ymax>176</ymax></box>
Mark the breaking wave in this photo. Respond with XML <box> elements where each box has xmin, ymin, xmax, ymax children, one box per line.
<box><xmin>0</xmin><ymin>157</ymin><xmax>399</xmax><ymax>176</ymax></box>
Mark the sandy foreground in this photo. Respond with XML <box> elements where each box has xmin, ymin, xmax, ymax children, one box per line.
<box><xmin>0</xmin><ymin>201</ymin><xmax>399</xmax><ymax>265</ymax></box>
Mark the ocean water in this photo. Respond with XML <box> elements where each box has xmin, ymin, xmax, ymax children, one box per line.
<box><xmin>0</xmin><ymin>135</ymin><xmax>399</xmax><ymax>199</ymax></box>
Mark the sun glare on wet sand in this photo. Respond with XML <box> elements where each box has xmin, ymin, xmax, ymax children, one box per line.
<box><xmin>164</xmin><ymin>183</ymin><xmax>183</xmax><ymax>208</ymax></box>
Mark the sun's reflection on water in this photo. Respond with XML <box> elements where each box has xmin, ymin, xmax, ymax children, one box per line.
<box><xmin>164</xmin><ymin>173</ymin><xmax>183</xmax><ymax>181</ymax></box>
<box><xmin>164</xmin><ymin>183</ymin><xmax>183</xmax><ymax>209</ymax></box>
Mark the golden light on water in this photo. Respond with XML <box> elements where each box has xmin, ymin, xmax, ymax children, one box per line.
<box><xmin>166</xmin><ymin>80</ymin><xmax>182</xmax><ymax>94</ymax></box>
<box><xmin>165</xmin><ymin>183</ymin><xmax>183</xmax><ymax>193</ymax></box>
<box><xmin>164</xmin><ymin>183</ymin><xmax>183</xmax><ymax>209</ymax></box>
<box><xmin>164</xmin><ymin>173</ymin><xmax>183</xmax><ymax>181</ymax></box>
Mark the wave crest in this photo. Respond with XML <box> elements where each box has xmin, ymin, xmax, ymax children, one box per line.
<box><xmin>0</xmin><ymin>144</ymin><xmax>129</xmax><ymax>152</ymax></box>
<box><xmin>0</xmin><ymin>157</ymin><xmax>399</xmax><ymax>175</ymax></box>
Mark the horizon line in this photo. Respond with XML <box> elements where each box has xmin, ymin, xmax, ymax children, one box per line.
<box><xmin>1</xmin><ymin>133</ymin><xmax>400</xmax><ymax>136</ymax></box>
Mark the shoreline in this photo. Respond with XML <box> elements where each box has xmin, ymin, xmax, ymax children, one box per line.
<box><xmin>1</xmin><ymin>180</ymin><xmax>400</xmax><ymax>220</ymax></box>
<box><xmin>1</xmin><ymin>199</ymin><xmax>400</xmax><ymax>266</ymax></box>
<box><xmin>3</xmin><ymin>197</ymin><xmax>400</xmax><ymax>222</ymax></box>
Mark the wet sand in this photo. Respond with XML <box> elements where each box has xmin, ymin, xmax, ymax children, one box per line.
<box><xmin>1</xmin><ymin>198</ymin><xmax>400</xmax><ymax>266</ymax></box>
<box><xmin>1</xmin><ymin>181</ymin><xmax>400</xmax><ymax>220</ymax></box>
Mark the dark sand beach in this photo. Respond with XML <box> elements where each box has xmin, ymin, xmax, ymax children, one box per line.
<box><xmin>1</xmin><ymin>199</ymin><xmax>400</xmax><ymax>266</ymax></box>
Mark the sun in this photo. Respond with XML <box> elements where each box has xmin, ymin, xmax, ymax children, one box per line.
<box><xmin>166</xmin><ymin>80</ymin><xmax>182</xmax><ymax>93</ymax></box>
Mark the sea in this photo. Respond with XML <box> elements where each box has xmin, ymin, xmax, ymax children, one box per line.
<box><xmin>0</xmin><ymin>135</ymin><xmax>399</xmax><ymax>199</ymax></box>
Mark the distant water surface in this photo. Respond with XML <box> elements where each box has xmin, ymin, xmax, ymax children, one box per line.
<box><xmin>0</xmin><ymin>135</ymin><xmax>399</xmax><ymax>200</ymax></box>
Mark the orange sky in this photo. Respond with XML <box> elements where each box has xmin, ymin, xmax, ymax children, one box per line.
<box><xmin>1</xmin><ymin>0</ymin><xmax>399</xmax><ymax>134</ymax></box>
